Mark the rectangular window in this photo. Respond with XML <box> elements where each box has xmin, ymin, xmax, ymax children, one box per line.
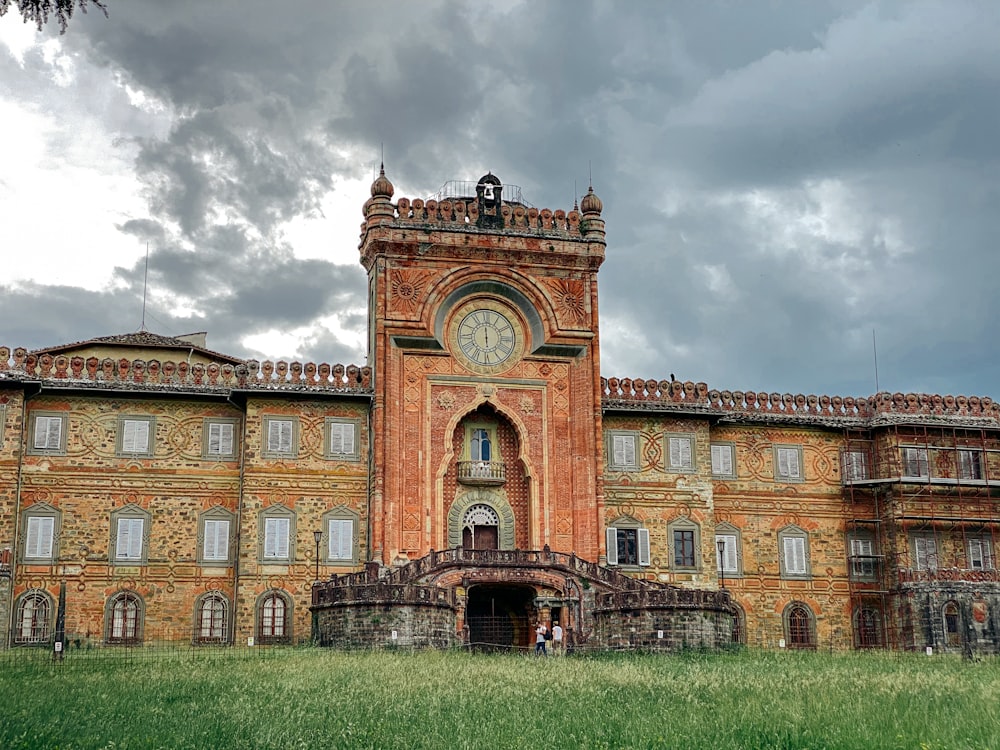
<box><xmin>666</xmin><ymin>434</ymin><xmax>695</xmax><ymax>471</ymax></box>
<box><xmin>605</xmin><ymin>526</ymin><xmax>650</xmax><ymax>566</ymax></box>
<box><xmin>263</xmin><ymin>517</ymin><xmax>290</xmax><ymax>559</ymax></box>
<box><xmin>710</xmin><ymin>443</ymin><xmax>735</xmax><ymax>477</ymax></box>
<box><xmin>203</xmin><ymin>519</ymin><xmax>230</xmax><ymax>562</ymax></box>
<box><xmin>119</xmin><ymin>418</ymin><xmax>153</xmax><ymax>456</ymax></box>
<box><xmin>850</xmin><ymin>537</ymin><xmax>876</xmax><ymax>578</ymax></box>
<box><xmin>673</xmin><ymin>529</ymin><xmax>696</xmax><ymax>568</ymax></box>
<box><xmin>783</xmin><ymin>536</ymin><xmax>808</xmax><ymax>575</ymax></box>
<box><xmin>206</xmin><ymin>421</ymin><xmax>236</xmax><ymax>457</ymax></box>
<box><xmin>902</xmin><ymin>447</ymin><xmax>929</xmax><ymax>479</ymax></box>
<box><xmin>25</xmin><ymin>516</ymin><xmax>55</xmax><ymax>560</ymax></box>
<box><xmin>325</xmin><ymin>419</ymin><xmax>359</xmax><ymax>460</ymax></box>
<box><xmin>261</xmin><ymin>416</ymin><xmax>299</xmax><ymax>459</ymax></box>
<box><xmin>914</xmin><ymin>535</ymin><xmax>938</xmax><ymax>571</ymax></box>
<box><xmin>608</xmin><ymin>432</ymin><xmax>638</xmax><ymax>470</ymax></box>
<box><xmin>958</xmin><ymin>449</ymin><xmax>983</xmax><ymax>481</ymax></box>
<box><xmin>968</xmin><ymin>538</ymin><xmax>994</xmax><ymax>570</ymax></box>
<box><xmin>842</xmin><ymin>450</ymin><xmax>869</xmax><ymax>482</ymax></box>
<box><xmin>32</xmin><ymin>414</ymin><xmax>64</xmax><ymax>452</ymax></box>
<box><xmin>716</xmin><ymin>533</ymin><xmax>738</xmax><ymax>573</ymax></box>
<box><xmin>328</xmin><ymin>518</ymin><xmax>354</xmax><ymax>561</ymax></box>
<box><xmin>775</xmin><ymin>446</ymin><xmax>802</xmax><ymax>480</ymax></box>
<box><xmin>115</xmin><ymin>518</ymin><xmax>145</xmax><ymax>561</ymax></box>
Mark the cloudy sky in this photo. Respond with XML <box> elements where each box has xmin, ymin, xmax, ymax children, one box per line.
<box><xmin>1</xmin><ymin>0</ymin><xmax>998</xmax><ymax>399</ymax></box>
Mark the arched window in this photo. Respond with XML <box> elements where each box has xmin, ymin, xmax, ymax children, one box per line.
<box><xmin>854</xmin><ymin>607</ymin><xmax>882</xmax><ymax>649</ymax></box>
<box><xmin>196</xmin><ymin>592</ymin><xmax>229</xmax><ymax>644</ymax></box>
<box><xmin>257</xmin><ymin>590</ymin><xmax>292</xmax><ymax>644</ymax></box>
<box><xmin>106</xmin><ymin>591</ymin><xmax>143</xmax><ymax>645</ymax></box>
<box><xmin>730</xmin><ymin>603</ymin><xmax>747</xmax><ymax>646</ymax></box>
<box><xmin>783</xmin><ymin>602</ymin><xmax>815</xmax><ymax>649</ymax></box>
<box><xmin>14</xmin><ymin>590</ymin><xmax>52</xmax><ymax>645</ymax></box>
<box><xmin>943</xmin><ymin>601</ymin><xmax>962</xmax><ymax>647</ymax></box>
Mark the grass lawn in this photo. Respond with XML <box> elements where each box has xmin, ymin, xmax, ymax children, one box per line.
<box><xmin>1</xmin><ymin>647</ymin><xmax>998</xmax><ymax>749</ymax></box>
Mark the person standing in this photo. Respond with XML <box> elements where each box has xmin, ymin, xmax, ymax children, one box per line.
<box><xmin>551</xmin><ymin>620</ymin><xmax>563</xmax><ymax>654</ymax></box>
<box><xmin>535</xmin><ymin>622</ymin><xmax>548</xmax><ymax>655</ymax></box>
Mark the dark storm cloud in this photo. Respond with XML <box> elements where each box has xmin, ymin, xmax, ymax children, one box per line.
<box><xmin>4</xmin><ymin>0</ymin><xmax>999</xmax><ymax>397</ymax></box>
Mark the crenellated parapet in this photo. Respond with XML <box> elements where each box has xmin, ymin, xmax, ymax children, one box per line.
<box><xmin>601</xmin><ymin>376</ymin><xmax>1000</xmax><ymax>427</ymax></box>
<box><xmin>0</xmin><ymin>346</ymin><xmax>372</xmax><ymax>395</ymax></box>
<box><xmin>383</xmin><ymin>197</ymin><xmax>587</xmax><ymax>234</ymax></box>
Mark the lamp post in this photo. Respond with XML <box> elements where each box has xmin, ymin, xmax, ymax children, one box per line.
<box><xmin>313</xmin><ymin>529</ymin><xmax>323</xmax><ymax>582</ymax></box>
<box><xmin>717</xmin><ymin>538</ymin><xmax>727</xmax><ymax>589</ymax></box>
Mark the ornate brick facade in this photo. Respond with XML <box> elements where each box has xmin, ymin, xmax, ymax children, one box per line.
<box><xmin>3</xmin><ymin>173</ymin><xmax>999</xmax><ymax>653</ymax></box>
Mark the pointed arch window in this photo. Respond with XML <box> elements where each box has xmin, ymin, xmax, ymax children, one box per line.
<box><xmin>462</xmin><ymin>504</ymin><xmax>500</xmax><ymax>550</ymax></box>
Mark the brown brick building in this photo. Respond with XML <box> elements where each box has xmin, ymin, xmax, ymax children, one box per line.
<box><xmin>2</xmin><ymin>172</ymin><xmax>998</xmax><ymax>652</ymax></box>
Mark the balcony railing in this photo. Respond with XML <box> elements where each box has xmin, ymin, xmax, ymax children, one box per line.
<box><xmin>457</xmin><ymin>460</ymin><xmax>506</xmax><ymax>486</ymax></box>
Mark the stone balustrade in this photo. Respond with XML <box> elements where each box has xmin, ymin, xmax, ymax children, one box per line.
<box><xmin>601</xmin><ymin>376</ymin><xmax>1000</xmax><ymax>423</ymax></box>
<box><xmin>0</xmin><ymin>347</ymin><xmax>371</xmax><ymax>393</ymax></box>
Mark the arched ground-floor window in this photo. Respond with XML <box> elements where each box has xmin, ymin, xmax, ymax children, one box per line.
<box><xmin>14</xmin><ymin>589</ymin><xmax>52</xmax><ymax>645</ymax></box>
<box><xmin>106</xmin><ymin>591</ymin><xmax>144</xmax><ymax>645</ymax></box>
<box><xmin>257</xmin><ymin>589</ymin><xmax>292</xmax><ymax>645</ymax></box>
<box><xmin>783</xmin><ymin>602</ymin><xmax>816</xmax><ymax>649</ymax></box>
<box><xmin>854</xmin><ymin>607</ymin><xmax>882</xmax><ymax>649</ymax></box>
<box><xmin>196</xmin><ymin>592</ymin><xmax>229</xmax><ymax>644</ymax></box>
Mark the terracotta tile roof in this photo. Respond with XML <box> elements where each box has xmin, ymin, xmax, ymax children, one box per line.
<box><xmin>31</xmin><ymin>331</ymin><xmax>244</xmax><ymax>364</ymax></box>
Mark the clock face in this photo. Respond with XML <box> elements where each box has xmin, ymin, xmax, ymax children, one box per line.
<box><xmin>457</xmin><ymin>309</ymin><xmax>517</xmax><ymax>366</ymax></box>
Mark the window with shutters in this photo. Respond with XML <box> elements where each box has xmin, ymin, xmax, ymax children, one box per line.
<box><xmin>321</xmin><ymin>506</ymin><xmax>359</xmax><ymax>564</ymax></box>
<box><xmin>715</xmin><ymin>523</ymin><xmax>742</xmax><ymax>576</ymax></box>
<box><xmin>14</xmin><ymin>590</ymin><xmax>52</xmax><ymax>645</ymax></box>
<box><xmin>901</xmin><ymin>447</ymin><xmax>929</xmax><ymax>479</ymax></box>
<box><xmin>605</xmin><ymin>517</ymin><xmax>649</xmax><ymax>567</ymax></box>
<box><xmin>20</xmin><ymin>503</ymin><xmax>61</xmax><ymax>563</ymax></box>
<box><xmin>665</xmin><ymin>433</ymin><xmax>696</xmax><ymax>473</ymax></box>
<box><xmin>197</xmin><ymin>506</ymin><xmax>234</xmax><ymax>565</ymax></box>
<box><xmin>958</xmin><ymin>449</ymin><xmax>984</xmax><ymax>481</ymax></box>
<box><xmin>912</xmin><ymin>534</ymin><xmax>938</xmax><ymax>571</ymax></box>
<box><xmin>27</xmin><ymin>412</ymin><xmax>67</xmax><ymax>455</ymax></box>
<box><xmin>262</xmin><ymin>416</ymin><xmax>298</xmax><ymax>459</ymax></box>
<box><xmin>778</xmin><ymin>526</ymin><xmax>810</xmax><ymax>578</ymax></box>
<box><xmin>967</xmin><ymin>536</ymin><xmax>994</xmax><ymax>570</ymax></box>
<box><xmin>259</xmin><ymin>506</ymin><xmax>295</xmax><ymax>563</ymax></box>
<box><xmin>774</xmin><ymin>445</ymin><xmax>803</xmax><ymax>482</ymax></box>
<box><xmin>668</xmin><ymin>518</ymin><xmax>700</xmax><ymax>570</ymax></box>
<box><xmin>710</xmin><ymin>442</ymin><xmax>736</xmax><ymax>478</ymax></box>
<box><xmin>841</xmin><ymin>449</ymin><xmax>869</xmax><ymax>482</ymax></box>
<box><xmin>324</xmin><ymin>418</ymin><xmax>360</xmax><ymax>461</ymax></box>
<box><xmin>606</xmin><ymin>431</ymin><xmax>639</xmax><ymax>471</ymax></box>
<box><xmin>105</xmin><ymin>590</ymin><xmax>144</xmax><ymax>644</ymax></box>
<box><xmin>202</xmin><ymin>418</ymin><xmax>238</xmax><ymax>459</ymax></box>
<box><xmin>849</xmin><ymin>535</ymin><xmax>877</xmax><ymax>580</ymax></box>
<box><xmin>116</xmin><ymin>416</ymin><xmax>155</xmax><ymax>457</ymax></box>
<box><xmin>256</xmin><ymin>589</ymin><xmax>292</xmax><ymax>644</ymax></box>
<box><xmin>194</xmin><ymin>591</ymin><xmax>229</xmax><ymax>644</ymax></box>
<box><xmin>783</xmin><ymin>602</ymin><xmax>816</xmax><ymax>649</ymax></box>
<box><xmin>109</xmin><ymin>504</ymin><xmax>151</xmax><ymax>565</ymax></box>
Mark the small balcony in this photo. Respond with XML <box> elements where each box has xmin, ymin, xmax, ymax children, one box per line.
<box><xmin>457</xmin><ymin>460</ymin><xmax>506</xmax><ymax>486</ymax></box>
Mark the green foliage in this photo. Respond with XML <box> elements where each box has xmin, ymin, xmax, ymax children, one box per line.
<box><xmin>0</xmin><ymin>0</ymin><xmax>107</xmax><ymax>34</ymax></box>
<box><xmin>1</xmin><ymin>647</ymin><xmax>998</xmax><ymax>749</ymax></box>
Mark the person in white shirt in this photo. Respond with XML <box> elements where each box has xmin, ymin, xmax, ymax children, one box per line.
<box><xmin>535</xmin><ymin>622</ymin><xmax>548</xmax><ymax>655</ymax></box>
<box><xmin>551</xmin><ymin>621</ymin><xmax>564</xmax><ymax>654</ymax></box>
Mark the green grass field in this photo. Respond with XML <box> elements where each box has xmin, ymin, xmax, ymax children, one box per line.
<box><xmin>1</xmin><ymin>648</ymin><xmax>998</xmax><ymax>749</ymax></box>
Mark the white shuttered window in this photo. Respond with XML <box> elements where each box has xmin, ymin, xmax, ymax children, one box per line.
<box><xmin>328</xmin><ymin>519</ymin><xmax>354</xmax><ymax>560</ymax></box>
<box><xmin>264</xmin><ymin>517</ymin><xmax>290</xmax><ymax>559</ymax></box>
<box><xmin>203</xmin><ymin>519</ymin><xmax>230</xmax><ymax>561</ymax></box>
<box><xmin>25</xmin><ymin>516</ymin><xmax>55</xmax><ymax>559</ymax></box>
<box><xmin>116</xmin><ymin>518</ymin><xmax>144</xmax><ymax>560</ymax></box>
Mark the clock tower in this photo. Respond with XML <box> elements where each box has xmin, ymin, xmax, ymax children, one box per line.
<box><xmin>359</xmin><ymin>170</ymin><xmax>608</xmax><ymax>566</ymax></box>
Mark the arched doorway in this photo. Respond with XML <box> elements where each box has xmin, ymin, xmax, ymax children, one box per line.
<box><xmin>465</xmin><ymin>584</ymin><xmax>534</xmax><ymax>651</ymax></box>
<box><xmin>462</xmin><ymin>504</ymin><xmax>500</xmax><ymax>550</ymax></box>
